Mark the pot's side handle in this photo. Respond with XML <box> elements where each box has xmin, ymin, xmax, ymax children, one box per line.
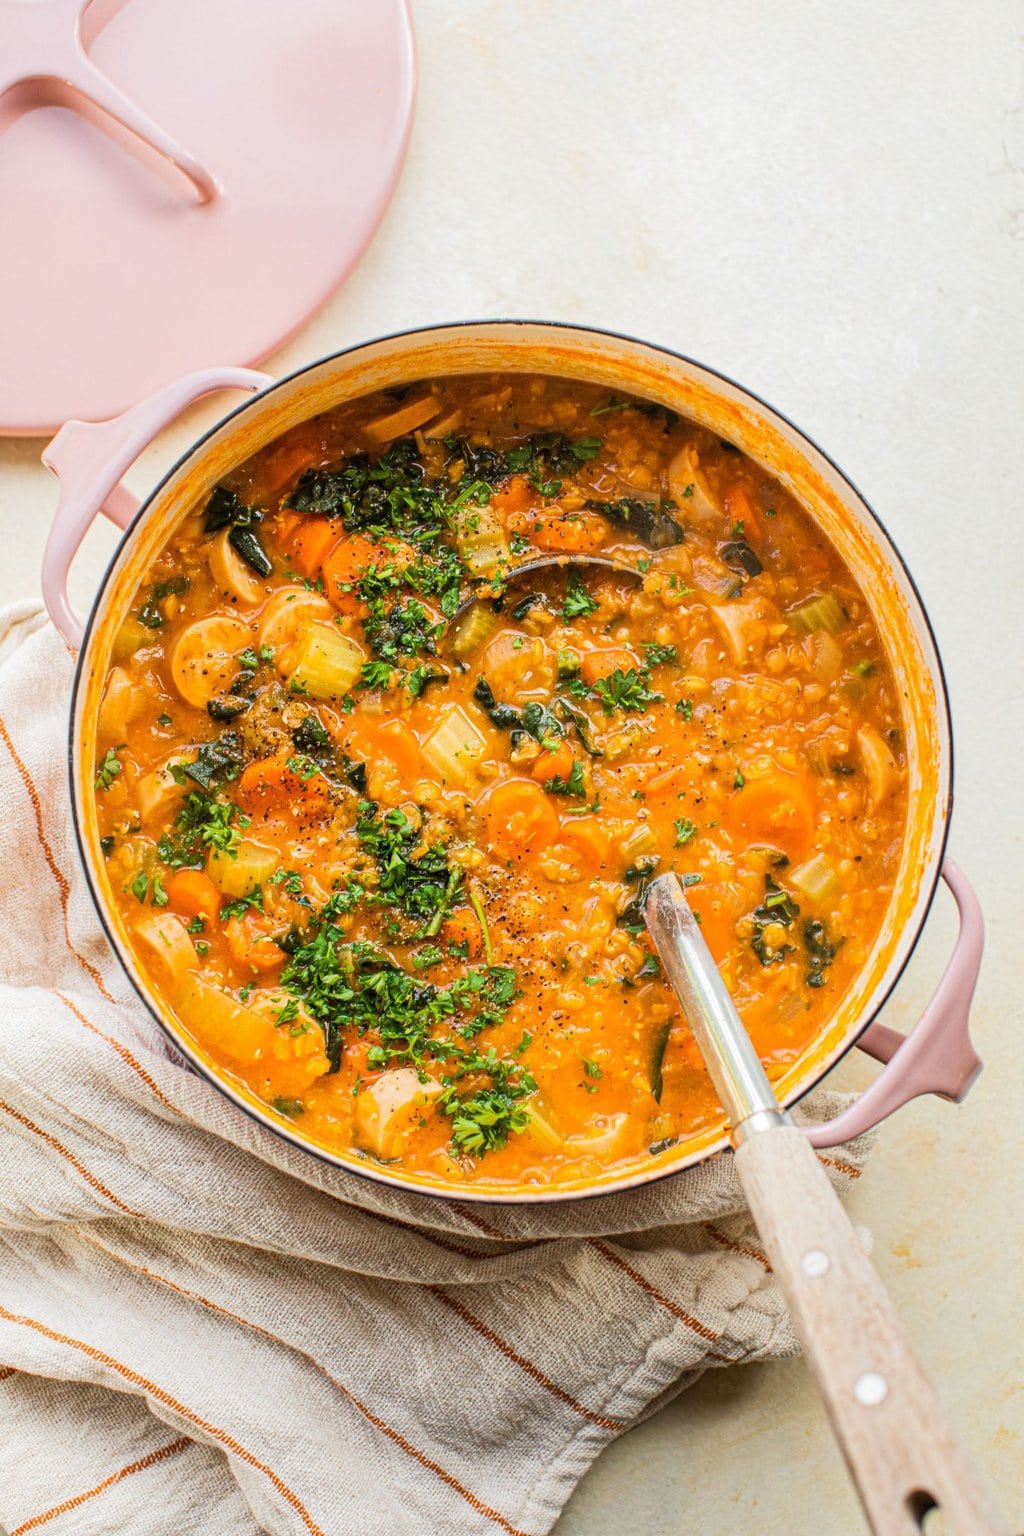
<box><xmin>806</xmin><ymin>859</ymin><xmax>983</xmax><ymax>1150</ymax></box>
<box><xmin>41</xmin><ymin>367</ymin><xmax>273</xmax><ymax>648</ymax></box>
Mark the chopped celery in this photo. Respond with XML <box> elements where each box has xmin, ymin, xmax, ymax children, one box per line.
<box><xmin>804</xmin><ymin>738</ymin><xmax>831</xmax><ymax>776</ymax></box>
<box><xmin>286</xmin><ymin>623</ymin><xmax>365</xmax><ymax>701</ymax></box>
<box><xmin>523</xmin><ymin>1098</ymin><xmax>563</xmax><ymax>1151</ymax></box>
<box><xmin>844</xmin><ymin>660</ymin><xmax>875</xmax><ymax>702</ymax></box>
<box><xmin>619</xmin><ymin>823</ymin><xmax>656</xmax><ymax>864</ymax></box>
<box><xmin>111</xmin><ymin>614</ymin><xmax>156</xmax><ymax>662</ymax></box>
<box><xmin>456</xmin><ymin>507</ymin><xmax>509</xmax><ymax>576</ymax></box>
<box><xmin>421</xmin><ymin>704</ymin><xmax>488</xmax><ymax>784</ymax></box>
<box><xmin>208</xmin><ymin>839</ymin><xmax>280</xmax><ymax>898</ymax></box>
<box><xmin>448</xmin><ymin>600</ymin><xmax>500</xmax><ymax>660</ymax></box>
<box><xmin>787</xmin><ymin>593</ymin><xmax>846</xmax><ymax>634</ymax></box>
<box><xmin>557</xmin><ymin>648</ymin><xmax>581</xmax><ymax>677</ymax></box>
<box><xmin>789</xmin><ymin>852</ymin><xmax>837</xmax><ymax>904</ymax></box>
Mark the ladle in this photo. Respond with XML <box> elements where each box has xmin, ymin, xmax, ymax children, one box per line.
<box><xmin>643</xmin><ymin>872</ymin><xmax>1007</xmax><ymax>1536</ymax></box>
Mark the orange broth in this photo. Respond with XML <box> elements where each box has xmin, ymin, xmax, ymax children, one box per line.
<box><xmin>92</xmin><ymin>374</ymin><xmax>907</xmax><ymax>1187</ymax></box>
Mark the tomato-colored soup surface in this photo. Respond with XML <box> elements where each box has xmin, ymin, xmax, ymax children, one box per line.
<box><xmin>93</xmin><ymin>375</ymin><xmax>907</xmax><ymax>1187</ymax></box>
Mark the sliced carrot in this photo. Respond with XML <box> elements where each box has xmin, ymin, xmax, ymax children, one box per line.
<box><xmin>556</xmin><ymin>816</ymin><xmax>610</xmax><ymax>872</ymax></box>
<box><xmin>641</xmin><ymin>764</ymin><xmax>688</xmax><ymax>802</ymax></box>
<box><xmin>258</xmin><ymin>429</ymin><xmax>327</xmax><ymax>501</ymax></box>
<box><xmin>238</xmin><ymin>753</ymin><xmax>331</xmax><ymax>819</ymax></box>
<box><xmin>485</xmin><ymin>779</ymin><xmax>560</xmax><ymax>861</ymax></box>
<box><xmin>490</xmin><ymin>474</ymin><xmax>535</xmax><ymax>519</ymax></box>
<box><xmin>528</xmin><ymin>511</ymin><xmax>608</xmax><ymax>554</ymax></box>
<box><xmin>441</xmin><ymin>908</ymin><xmax>484</xmax><ymax>959</ymax></box>
<box><xmin>580</xmin><ymin>647</ymin><xmax>639</xmax><ymax>685</ymax></box>
<box><xmin>273</xmin><ymin>510</ymin><xmax>303</xmax><ymax>543</ymax></box>
<box><xmin>344</xmin><ymin>718</ymin><xmax>425</xmax><ymax>790</ymax></box>
<box><xmin>376</xmin><ymin>719</ymin><xmax>425</xmax><ymax>785</ymax></box>
<box><xmin>290</xmin><ymin>518</ymin><xmax>342</xmax><ymax>581</ymax></box>
<box><xmin>724</xmin><ymin>482</ymin><xmax>765</xmax><ymax>543</ymax></box>
<box><xmin>320</xmin><ymin>532</ymin><xmax>388</xmax><ymax>616</ymax></box>
<box><xmin>531</xmin><ymin>740</ymin><xmax>575</xmax><ymax>784</ymax></box>
<box><xmin>729</xmin><ymin>769</ymin><xmax>816</xmax><ymax>859</ymax></box>
<box><xmin>224</xmin><ymin>913</ymin><xmax>285</xmax><ymax>972</ymax></box>
<box><xmin>165</xmin><ymin>868</ymin><xmax>221</xmax><ymax>927</ymax></box>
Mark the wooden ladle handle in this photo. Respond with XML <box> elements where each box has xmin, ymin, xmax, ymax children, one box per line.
<box><xmin>735</xmin><ymin>1124</ymin><xmax>1008</xmax><ymax>1536</ymax></box>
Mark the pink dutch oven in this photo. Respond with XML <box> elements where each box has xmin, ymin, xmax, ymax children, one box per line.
<box><xmin>39</xmin><ymin>322</ymin><xmax>984</xmax><ymax>1202</ymax></box>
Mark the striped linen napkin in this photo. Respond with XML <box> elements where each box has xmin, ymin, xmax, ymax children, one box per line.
<box><xmin>0</xmin><ymin>603</ymin><xmax>873</xmax><ymax>1536</ymax></box>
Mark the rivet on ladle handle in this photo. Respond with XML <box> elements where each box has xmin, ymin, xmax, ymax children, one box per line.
<box><xmin>643</xmin><ymin>874</ymin><xmax>1009</xmax><ymax>1536</ymax></box>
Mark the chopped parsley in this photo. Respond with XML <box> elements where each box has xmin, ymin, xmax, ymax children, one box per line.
<box><xmin>285</xmin><ymin>754</ymin><xmax>321</xmax><ymax>783</ymax></box>
<box><xmin>158</xmin><ymin>792</ymin><xmax>247</xmax><ymax>868</ymax></box>
<box><xmin>673</xmin><ymin>817</ymin><xmax>697</xmax><ymax>847</ymax></box>
<box><xmin>592</xmin><ymin>667</ymin><xmax>662</xmax><ymax>715</ymax></box>
<box><xmin>359</xmin><ymin>659</ymin><xmax>394</xmax><ymax>690</ymax></box>
<box><xmin>642</xmin><ymin>642</ymin><xmax>677</xmax><ymax>666</ymax></box>
<box><xmin>439</xmin><ymin>1049</ymin><xmax>535</xmax><ymax>1155</ymax></box>
<box><xmin>94</xmin><ymin>746</ymin><xmax>123</xmax><ymax>791</ymax></box>
<box><xmin>562</xmin><ymin>571</ymin><xmax>600</xmax><ymax>621</ymax></box>
<box><xmin>281</xmin><ymin>910</ymin><xmax>514</xmax><ymax>1078</ymax></box>
<box><xmin>356</xmin><ymin>801</ymin><xmax>463</xmax><ymax>936</ymax></box>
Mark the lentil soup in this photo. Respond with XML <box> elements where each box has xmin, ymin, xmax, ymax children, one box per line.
<box><xmin>92</xmin><ymin>374</ymin><xmax>907</xmax><ymax>1188</ymax></box>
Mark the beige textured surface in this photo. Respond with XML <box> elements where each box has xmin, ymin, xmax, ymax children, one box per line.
<box><xmin>0</xmin><ymin>1</ymin><xmax>1020</xmax><ymax>1531</ymax></box>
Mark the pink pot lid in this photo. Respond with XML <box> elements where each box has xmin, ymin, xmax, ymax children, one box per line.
<box><xmin>0</xmin><ymin>0</ymin><xmax>415</xmax><ymax>436</ymax></box>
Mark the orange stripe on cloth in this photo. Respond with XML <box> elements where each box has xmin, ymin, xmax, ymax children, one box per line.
<box><xmin>0</xmin><ymin>1103</ymin><xmax>144</xmax><ymax>1219</ymax></box>
<box><xmin>458</xmin><ymin>1209</ymin><xmax>731</xmax><ymax>1360</ymax></box>
<box><xmin>0</xmin><ymin>711</ymin><xmax>115</xmax><ymax>1003</ymax></box>
<box><xmin>430</xmin><ymin>1288</ymin><xmax>624</xmax><ymax>1431</ymax></box>
<box><xmin>0</xmin><ymin>1304</ymin><xmax>327</xmax><ymax>1536</ymax></box>
<box><xmin>588</xmin><ymin>1239</ymin><xmax>726</xmax><ymax>1358</ymax></box>
<box><xmin>9</xmin><ymin>1437</ymin><xmax>191</xmax><ymax>1535</ymax></box>
<box><xmin>361</xmin><ymin>1206</ymin><xmax>508</xmax><ymax>1263</ymax></box>
<box><xmin>0</xmin><ymin>1364</ymin><xmax>17</xmax><ymax>1382</ymax></box>
<box><xmin>52</xmin><ymin>989</ymin><xmax>178</xmax><ymax>1114</ymax></box>
<box><xmin>704</xmin><ymin>1224</ymin><xmax>771</xmax><ymax>1272</ymax></box>
<box><xmin>451</xmin><ymin>1203</ymin><xmax>535</xmax><ymax>1243</ymax></box>
<box><xmin>69</xmin><ymin>1231</ymin><xmax>532</xmax><ymax>1536</ymax></box>
<box><xmin>819</xmin><ymin>1153</ymin><xmax>862</xmax><ymax>1180</ymax></box>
